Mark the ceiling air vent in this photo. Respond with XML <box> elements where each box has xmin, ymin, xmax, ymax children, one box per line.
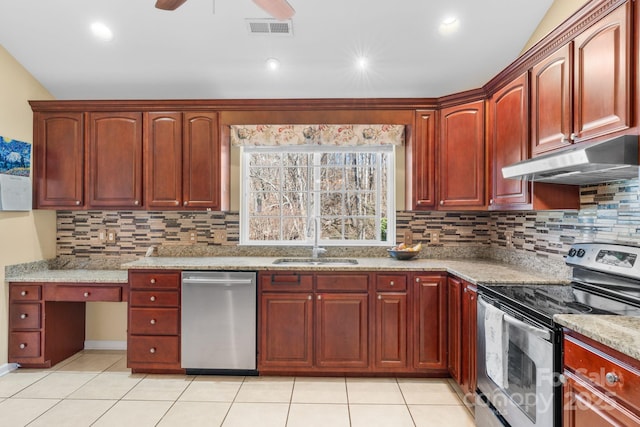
<box><xmin>246</xmin><ymin>19</ymin><xmax>293</xmax><ymax>36</ymax></box>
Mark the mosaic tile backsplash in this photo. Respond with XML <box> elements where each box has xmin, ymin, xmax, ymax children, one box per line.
<box><xmin>56</xmin><ymin>178</ymin><xmax>640</xmax><ymax>269</ymax></box>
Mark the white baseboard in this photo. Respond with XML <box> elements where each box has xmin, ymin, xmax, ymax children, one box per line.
<box><xmin>84</xmin><ymin>340</ymin><xmax>127</xmax><ymax>351</ymax></box>
<box><xmin>0</xmin><ymin>363</ymin><xmax>19</xmax><ymax>377</ymax></box>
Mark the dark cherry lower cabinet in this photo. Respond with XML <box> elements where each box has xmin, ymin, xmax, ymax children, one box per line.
<box><xmin>447</xmin><ymin>277</ymin><xmax>477</xmax><ymax>397</ymax></box>
<box><xmin>259</xmin><ymin>271</ymin><xmax>447</xmax><ymax>375</ymax></box>
<box><xmin>563</xmin><ymin>332</ymin><xmax>640</xmax><ymax>426</ymax></box>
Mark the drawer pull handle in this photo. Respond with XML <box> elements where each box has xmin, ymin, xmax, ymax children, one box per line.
<box><xmin>150</xmin><ymin>278</ymin><xmax>156</xmax><ymax>284</ymax></box>
<box><xmin>390</xmin><ymin>281</ymin><xmax>394</xmax><ymax>286</ymax></box>
<box><xmin>21</xmin><ymin>291</ymin><xmax>27</xmax><ymax>296</ymax></box>
<box><xmin>150</xmin><ymin>296</ymin><xmax>157</xmax><ymax>302</ymax></box>
<box><xmin>83</xmin><ymin>292</ymin><xmax>90</xmax><ymax>298</ymax></box>
<box><xmin>605</xmin><ymin>372</ymin><xmax>620</xmax><ymax>385</ymax></box>
<box><xmin>19</xmin><ymin>343</ymin><xmax>27</xmax><ymax>349</ymax></box>
<box><xmin>307</xmin><ymin>295</ymin><xmax>312</xmax><ymax>300</ymax></box>
<box><xmin>378</xmin><ymin>295</ymin><xmax>382</xmax><ymax>300</ymax></box>
<box><xmin>150</xmin><ymin>347</ymin><xmax>157</xmax><ymax>354</ymax></box>
<box><xmin>20</xmin><ymin>313</ymin><xmax>28</xmax><ymax>319</ymax></box>
<box><xmin>317</xmin><ymin>295</ymin><xmax>322</xmax><ymax>300</ymax></box>
<box><xmin>150</xmin><ymin>319</ymin><xmax>156</xmax><ymax>325</ymax></box>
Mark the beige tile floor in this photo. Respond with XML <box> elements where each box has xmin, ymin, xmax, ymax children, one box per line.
<box><xmin>0</xmin><ymin>351</ymin><xmax>475</xmax><ymax>427</ymax></box>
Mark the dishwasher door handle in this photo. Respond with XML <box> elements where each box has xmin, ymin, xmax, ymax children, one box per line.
<box><xmin>182</xmin><ymin>277</ymin><xmax>255</xmax><ymax>286</ymax></box>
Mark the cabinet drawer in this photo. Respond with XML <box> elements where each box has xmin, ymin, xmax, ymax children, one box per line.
<box><xmin>565</xmin><ymin>335</ymin><xmax>640</xmax><ymax>412</ymax></box>
<box><xmin>47</xmin><ymin>285</ymin><xmax>122</xmax><ymax>302</ymax></box>
<box><xmin>10</xmin><ymin>303</ymin><xmax>41</xmax><ymax>329</ymax></box>
<box><xmin>260</xmin><ymin>273</ymin><xmax>313</xmax><ymax>292</ymax></box>
<box><xmin>10</xmin><ymin>285</ymin><xmax>42</xmax><ymax>302</ymax></box>
<box><xmin>317</xmin><ymin>273</ymin><xmax>369</xmax><ymax>292</ymax></box>
<box><xmin>130</xmin><ymin>308</ymin><xmax>179</xmax><ymax>335</ymax></box>
<box><xmin>376</xmin><ymin>274</ymin><xmax>407</xmax><ymax>291</ymax></box>
<box><xmin>130</xmin><ymin>290</ymin><xmax>179</xmax><ymax>307</ymax></box>
<box><xmin>130</xmin><ymin>271</ymin><xmax>180</xmax><ymax>289</ymax></box>
<box><xmin>128</xmin><ymin>336</ymin><xmax>180</xmax><ymax>364</ymax></box>
<box><xmin>9</xmin><ymin>331</ymin><xmax>41</xmax><ymax>358</ymax></box>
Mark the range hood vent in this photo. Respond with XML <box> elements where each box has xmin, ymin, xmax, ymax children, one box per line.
<box><xmin>502</xmin><ymin>135</ymin><xmax>640</xmax><ymax>185</ymax></box>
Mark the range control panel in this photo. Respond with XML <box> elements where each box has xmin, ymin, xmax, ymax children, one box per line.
<box><xmin>566</xmin><ymin>243</ymin><xmax>640</xmax><ymax>280</ymax></box>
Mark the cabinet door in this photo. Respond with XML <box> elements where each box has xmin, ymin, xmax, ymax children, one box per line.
<box><xmin>183</xmin><ymin>112</ymin><xmax>220</xmax><ymax>209</ymax></box>
<box><xmin>461</xmin><ymin>284</ymin><xmax>477</xmax><ymax>397</ymax></box>
<box><xmin>531</xmin><ymin>43</ymin><xmax>573</xmax><ymax>156</ymax></box>
<box><xmin>375</xmin><ymin>292</ymin><xmax>407</xmax><ymax>369</ymax></box>
<box><xmin>489</xmin><ymin>72</ymin><xmax>530</xmax><ymax>208</ymax></box>
<box><xmin>563</xmin><ymin>370</ymin><xmax>640</xmax><ymax>427</ymax></box>
<box><xmin>573</xmin><ymin>3</ymin><xmax>630</xmax><ymax>141</ymax></box>
<box><xmin>34</xmin><ymin>112</ymin><xmax>84</xmax><ymax>208</ymax></box>
<box><xmin>447</xmin><ymin>276</ymin><xmax>462</xmax><ymax>382</ymax></box>
<box><xmin>259</xmin><ymin>293</ymin><xmax>313</xmax><ymax>369</ymax></box>
<box><xmin>439</xmin><ymin>100</ymin><xmax>485</xmax><ymax>209</ymax></box>
<box><xmin>315</xmin><ymin>293</ymin><xmax>368</xmax><ymax>369</ymax></box>
<box><xmin>88</xmin><ymin>112</ymin><xmax>143</xmax><ymax>208</ymax></box>
<box><xmin>145</xmin><ymin>112</ymin><xmax>183</xmax><ymax>208</ymax></box>
<box><xmin>412</xmin><ymin>110</ymin><xmax>436</xmax><ymax>210</ymax></box>
<box><xmin>413</xmin><ymin>274</ymin><xmax>447</xmax><ymax>371</ymax></box>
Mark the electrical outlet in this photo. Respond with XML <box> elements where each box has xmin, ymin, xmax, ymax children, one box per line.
<box><xmin>106</xmin><ymin>230</ymin><xmax>116</xmax><ymax>243</ymax></box>
<box><xmin>213</xmin><ymin>229</ymin><xmax>227</xmax><ymax>244</ymax></box>
<box><xmin>505</xmin><ymin>231</ymin><xmax>514</xmax><ymax>248</ymax></box>
<box><xmin>431</xmin><ymin>232</ymin><xmax>440</xmax><ymax>244</ymax></box>
<box><xmin>189</xmin><ymin>230</ymin><xmax>197</xmax><ymax>244</ymax></box>
<box><xmin>98</xmin><ymin>229</ymin><xmax>107</xmax><ymax>243</ymax></box>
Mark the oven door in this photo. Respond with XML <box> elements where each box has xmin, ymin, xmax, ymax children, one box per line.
<box><xmin>477</xmin><ymin>295</ymin><xmax>556</xmax><ymax>427</ymax></box>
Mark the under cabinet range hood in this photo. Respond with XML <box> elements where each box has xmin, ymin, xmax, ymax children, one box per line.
<box><xmin>502</xmin><ymin>135</ymin><xmax>640</xmax><ymax>185</ymax></box>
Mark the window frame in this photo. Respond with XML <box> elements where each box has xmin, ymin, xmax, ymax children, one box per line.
<box><xmin>239</xmin><ymin>145</ymin><xmax>396</xmax><ymax>246</ymax></box>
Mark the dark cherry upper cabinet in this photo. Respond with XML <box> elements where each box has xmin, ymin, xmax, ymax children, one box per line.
<box><xmin>489</xmin><ymin>73</ymin><xmax>531</xmax><ymax>208</ymax></box>
<box><xmin>34</xmin><ymin>112</ymin><xmax>85</xmax><ymax>208</ymax></box>
<box><xmin>573</xmin><ymin>2</ymin><xmax>631</xmax><ymax>142</ymax></box>
<box><xmin>489</xmin><ymin>73</ymin><xmax>580</xmax><ymax>210</ymax></box>
<box><xmin>413</xmin><ymin>273</ymin><xmax>448</xmax><ymax>372</ymax></box>
<box><xmin>438</xmin><ymin>100</ymin><xmax>486</xmax><ymax>209</ymax></box>
<box><xmin>412</xmin><ymin>110</ymin><xmax>437</xmax><ymax>210</ymax></box>
<box><xmin>532</xmin><ymin>2</ymin><xmax>631</xmax><ymax>156</ymax></box>
<box><xmin>145</xmin><ymin>112</ymin><xmax>183</xmax><ymax>209</ymax></box>
<box><xmin>87</xmin><ymin>112</ymin><xmax>143</xmax><ymax>208</ymax></box>
<box><xmin>183</xmin><ymin>112</ymin><xmax>221</xmax><ymax>209</ymax></box>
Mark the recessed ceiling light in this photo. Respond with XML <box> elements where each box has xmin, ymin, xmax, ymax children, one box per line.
<box><xmin>91</xmin><ymin>22</ymin><xmax>113</xmax><ymax>41</ymax></box>
<box><xmin>266</xmin><ymin>57</ymin><xmax>280</xmax><ymax>71</ymax></box>
<box><xmin>356</xmin><ymin>56</ymin><xmax>368</xmax><ymax>71</ymax></box>
<box><xmin>439</xmin><ymin>15</ymin><xmax>460</xmax><ymax>35</ymax></box>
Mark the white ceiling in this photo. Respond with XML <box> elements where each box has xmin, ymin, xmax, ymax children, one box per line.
<box><xmin>0</xmin><ymin>0</ymin><xmax>556</xmax><ymax>100</ymax></box>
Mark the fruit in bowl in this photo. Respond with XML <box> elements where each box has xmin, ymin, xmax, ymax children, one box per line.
<box><xmin>387</xmin><ymin>242</ymin><xmax>422</xmax><ymax>260</ymax></box>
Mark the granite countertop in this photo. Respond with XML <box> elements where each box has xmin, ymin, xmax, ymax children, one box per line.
<box><xmin>6</xmin><ymin>269</ymin><xmax>128</xmax><ymax>283</ymax></box>
<box><xmin>554</xmin><ymin>314</ymin><xmax>640</xmax><ymax>361</ymax></box>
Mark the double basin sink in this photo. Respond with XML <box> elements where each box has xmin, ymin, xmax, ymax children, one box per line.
<box><xmin>273</xmin><ymin>258</ymin><xmax>359</xmax><ymax>266</ymax></box>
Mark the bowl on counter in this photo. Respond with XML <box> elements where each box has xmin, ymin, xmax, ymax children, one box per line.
<box><xmin>387</xmin><ymin>248</ymin><xmax>420</xmax><ymax>260</ymax></box>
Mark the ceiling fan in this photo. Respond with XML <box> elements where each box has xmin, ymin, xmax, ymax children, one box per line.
<box><xmin>155</xmin><ymin>0</ymin><xmax>295</xmax><ymax>20</ymax></box>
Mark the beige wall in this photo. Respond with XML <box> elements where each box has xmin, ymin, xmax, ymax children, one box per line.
<box><xmin>0</xmin><ymin>45</ymin><xmax>56</xmax><ymax>366</ymax></box>
<box><xmin>522</xmin><ymin>0</ymin><xmax>591</xmax><ymax>53</ymax></box>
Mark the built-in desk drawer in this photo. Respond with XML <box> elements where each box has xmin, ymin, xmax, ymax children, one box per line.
<box><xmin>10</xmin><ymin>285</ymin><xmax>42</xmax><ymax>302</ymax></box>
<box><xmin>130</xmin><ymin>308</ymin><xmax>179</xmax><ymax>335</ymax></box>
<box><xmin>9</xmin><ymin>331</ymin><xmax>41</xmax><ymax>358</ymax></box>
<box><xmin>45</xmin><ymin>285</ymin><xmax>122</xmax><ymax>302</ymax></box>
<box><xmin>10</xmin><ymin>303</ymin><xmax>41</xmax><ymax>329</ymax></box>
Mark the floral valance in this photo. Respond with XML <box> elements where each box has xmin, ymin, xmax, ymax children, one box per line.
<box><xmin>230</xmin><ymin>124</ymin><xmax>405</xmax><ymax>147</ymax></box>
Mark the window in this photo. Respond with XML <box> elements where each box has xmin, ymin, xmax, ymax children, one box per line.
<box><xmin>240</xmin><ymin>145</ymin><xmax>395</xmax><ymax>245</ymax></box>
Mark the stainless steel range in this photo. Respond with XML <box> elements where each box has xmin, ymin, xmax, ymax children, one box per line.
<box><xmin>476</xmin><ymin>243</ymin><xmax>640</xmax><ymax>427</ymax></box>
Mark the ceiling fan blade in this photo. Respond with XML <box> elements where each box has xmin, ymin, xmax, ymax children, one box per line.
<box><xmin>252</xmin><ymin>0</ymin><xmax>295</xmax><ymax>20</ymax></box>
<box><xmin>155</xmin><ymin>0</ymin><xmax>188</xmax><ymax>11</ymax></box>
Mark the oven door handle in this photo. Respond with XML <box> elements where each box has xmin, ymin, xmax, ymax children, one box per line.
<box><xmin>503</xmin><ymin>313</ymin><xmax>551</xmax><ymax>341</ymax></box>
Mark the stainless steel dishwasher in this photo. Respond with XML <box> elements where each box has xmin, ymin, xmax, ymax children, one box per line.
<box><xmin>181</xmin><ymin>271</ymin><xmax>257</xmax><ymax>374</ymax></box>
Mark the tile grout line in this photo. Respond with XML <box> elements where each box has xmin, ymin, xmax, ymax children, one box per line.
<box><xmin>396</xmin><ymin>378</ymin><xmax>418</xmax><ymax>427</ymax></box>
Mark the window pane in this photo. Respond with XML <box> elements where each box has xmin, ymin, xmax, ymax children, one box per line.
<box><xmin>346</xmin><ymin>192</ymin><xmax>376</xmax><ymax>216</ymax></box>
<box><xmin>282</xmin><ymin>192</ymin><xmax>308</xmax><ymax>216</ymax></box>
<box><xmin>282</xmin><ymin>217</ymin><xmax>307</xmax><ymax>241</ymax></box>
<box><xmin>320</xmin><ymin>192</ymin><xmax>343</xmax><ymax>216</ymax></box>
<box><xmin>249</xmin><ymin>167</ymin><xmax>280</xmax><ymax>191</ymax></box>
<box><xmin>345</xmin><ymin>218</ymin><xmax>377</xmax><ymax>240</ymax></box>
<box><xmin>321</xmin><ymin>153</ymin><xmax>344</xmax><ymax>166</ymax></box>
<box><xmin>320</xmin><ymin>167</ymin><xmax>344</xmax><ymax>191</ymax></box>
<box><xmin>249</xmin><ymin>153</ymin><xmax>280</xmax><ymax>167</ymax></box>
<box><xmin>283</xmin><ymin>152</ymin><xmax>309</xmax><ymax>166</ymax></box>
<box><xmin>321</xmin><ymin>218</ymin><xmax>343</xmax><ymax>240</ymax></box>
<box><xmin>249</xmin><ymin>217</ymin><xmax>281</xmax><ymax>240</ymax></box>
<box><xmin>250</xmin><ymin>192</ymin><xmax>280</xmax><ymax>216</ymax></box>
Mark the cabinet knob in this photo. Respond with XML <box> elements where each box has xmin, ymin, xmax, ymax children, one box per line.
<box><xmin>378</xmin><ymin>294</ymin><xmax>382</xmax><ymax>300</ymax></box>
<box><xmin>605</xmin><ymin>372</ymin><xmax>620</xmax><ymax>385</ymax></box>
<box><xmin>489</xmin><ymin>199</ymin><xmax>494</xmax><ymax>205</ymax></box>
<box><xmin>149</xmin><ymin>347</ymin><xmax>157</xmax><ymax>354</ymax></box>
<box><xmin>307</xmin><ymin>295</ymin><xmax>312</xmax><ymax>300</ymax></box>
<box><xmin>439</xmin><ymin>200</ymin><xmax>444</xmax><ymax>206</ymax></box>
<box><xmin>20</xmin><ymin>313</ymin><xmax>28</xmax><ymax>319</ymax></box>
<box><xmin>19</xmin><ymin>343</ymin><xmax>26</xmax><ymax>349</ymax></box>
<box><xmin>317</xmin><ymin>295</ymin><xmax>322</xmax><ymax>300</ymax></box>
<box><xmin>150</xmin><ymin>295</ymin><xmax>156</xmax><ymax>302</ymax></box>
<box><xmin>75</xmin><ymin>201</ymin><xmax>81</xmax><ymax>205</ymax></box>
<box><xmin>415</xmin><ymin>277</ymin><xmax>421</xmax><ymax>283</ymax></box>
<box><xmin>134</xmin><ymin>200</ymin><xmax>139</xmax><ymax>206</ymax></box>
<box><xmin>20</xmin><ymin>291</ymin><xmax>27</xmax><ymax>296</ymax></box>
<box><xmin>389</xmin><ymin>281</ymin><xmax>395</xmax><ymax>286</ymax></box>
<box><xmin>570</xmin><ymin>133</ymin><xmax>577</xmax><ymax>142</ymax></box>
<box><xmin>83</xmin><ymin>292</ymin><xmax>90</xmax><ymax>298</ymax></box>
<box><xmin>150</xmin><ymin>319</ymin><xmax>156</xmax><ymax>325</ymax></box>
<box><xmin>184</xmin><ymin>201</ymin><xmax>188</xmax><ymax>206</ymax></box>
<box><xmin>150</xmin><ymin>278</ymin><xmax>156</xmax><ymax>284</ymax></box>
<box><xmin>558</xmin><ymin>374</ymin><xmax>567</xmax><ymax>385</ymax></box>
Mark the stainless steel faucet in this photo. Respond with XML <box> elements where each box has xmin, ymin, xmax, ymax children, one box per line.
<box><xmin>311</xmin><ymin>217</ymin><xmax>326</xmax><ymax>259</ymax></box>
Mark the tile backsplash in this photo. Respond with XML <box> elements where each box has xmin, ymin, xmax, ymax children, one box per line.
<box><xmin>56</xmin><ymin>178</ymin><xmax>640</xmax><ymax>269</ymax></box>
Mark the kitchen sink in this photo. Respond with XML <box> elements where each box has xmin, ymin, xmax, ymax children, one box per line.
<box><xmin>272</xmin><ymin>258</ymin><xmax>359</xmax><ymax>266</ymax></box>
